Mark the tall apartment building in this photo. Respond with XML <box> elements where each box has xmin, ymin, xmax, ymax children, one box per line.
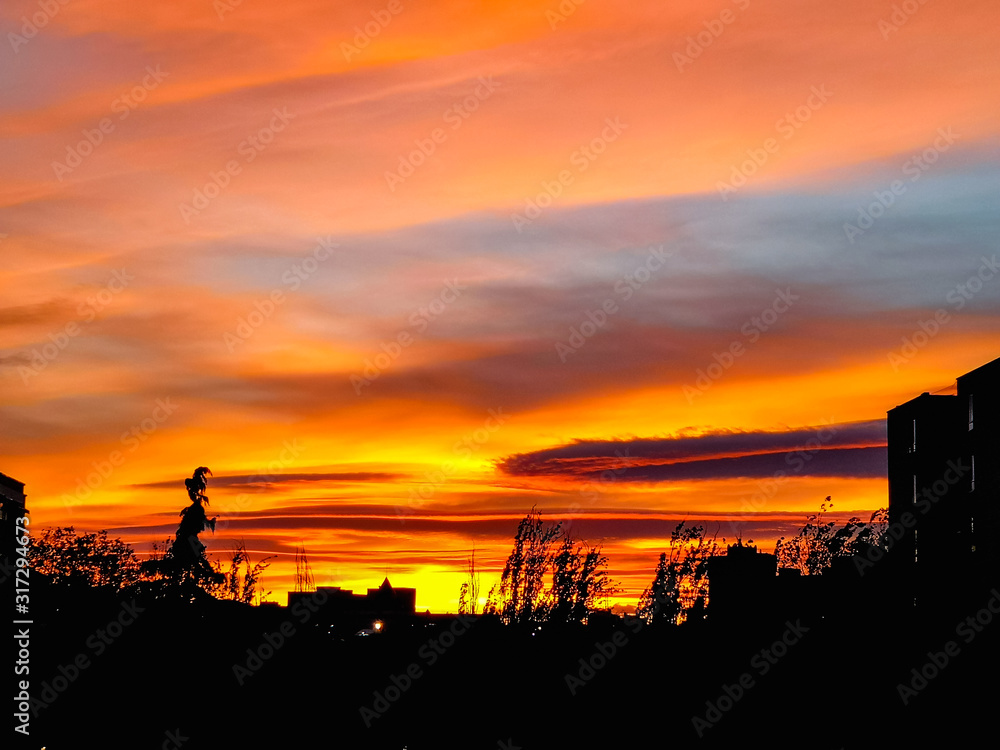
<box><xmin>0</xmin><ymin>472</ymin><xmax>28</xmax><ymax>561</ymax></box>
<box><xmin>887</xmin><ymin>356</ymin><xmax>1000</xmax><ymax>606</ymax></box>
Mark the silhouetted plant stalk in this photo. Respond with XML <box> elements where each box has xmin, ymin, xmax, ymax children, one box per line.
<box><xmin>220</xmin><ymin>540</ymin><xmax>273</xmax><ymax>605</ymax></box>
<box><xmin>637</xmin><ymin>522</ymin><xmax>720</xmax><ymax>626</ymax></box>
<box><xmin>458</xmin><ymin>546</ymin><xmax>481</xmax><ymax>615</ymax></box>
<box><xmin>774</xmin><ymin>497</ymin><xmax>888</xmax><ymax>575</ymax></box>
<box><xmin>483</xmin><ymin>506</ymin><xmax>619</xmax><ymax>626</ymax></box>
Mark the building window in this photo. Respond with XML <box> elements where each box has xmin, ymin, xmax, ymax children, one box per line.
<box><xmin>914</xmin><ymin>529</ymin><xmax>918</xmax><ymax>564</ymax></box>
<box><xmin>911</xmin><ymin>419</ymin><xmax>917</xmax><ymax>452</ymax></box>
<box><xmin>971</xmin><ymin>455</ymin><xmax>975</xmax><ymax>491</ymax></box>
<box><xmin>969</xmin><ymin>394</ymin><xmax>974</xmax><ymax>431</ymax></box>
<box><xmin>913</xmin><ymin>475</ymin><xmax>918</xmax><ymax>505</ymax></box>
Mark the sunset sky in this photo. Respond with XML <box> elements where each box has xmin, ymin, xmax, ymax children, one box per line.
<box><xmin>2</xmin><ymin>0</ymin><xmax>998</xmax><ymax>612</ymax></box>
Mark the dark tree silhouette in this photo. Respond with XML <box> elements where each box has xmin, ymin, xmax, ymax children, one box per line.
<box><xmin>29</xmin><ymin>527</ymin><xmax>141</xmax><ymax>594</ymax></box>
<box><xmin>637</xmin><ymin>551</ymin><xmax>675</xmax><ymax>624</ymax></box>
<box><xmin>637</xmin><ymin>522</ymin><xmax>719</xmax><ymax>625</ymax></box>
<box><xmin>143</xmin><ymin>466</ymin><xmax>225</xmax><ymax>594</ymax></box>
<box><xmin>171</xmin><ymin>466</ymin><xmax>217</xmax><ymax>567</ymax></box>
<box><xmin>548</xmin><ymin>535</ymin><xmax>581</xmax><ymax>623</ymax></box>
<box><xmin>485</xmin><ymin>507</ymin><xmax>617</xmax><ymax>626</ymax></box>
<box><xmin>486</xmin><ymin>507</ymin><xmax>561</xmax><ymax>625</ymax></box>
<box><xmin>545</xmin><ymin>537</ymin><xmax>617</xmax><ymax>625</ymax></box>
<box><xmin>775</xmin><ymin>497</ymin><xmax>887</xmax><ymax>574</ymax></box>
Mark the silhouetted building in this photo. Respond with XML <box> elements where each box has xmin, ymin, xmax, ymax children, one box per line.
<box><xmin>0</xmin><ymin>472</ymin><xmax>27</xmax><ymax>561</ymax></box>
<box><xmin>288</xmin><ymin>576</ymin><xmax>417</xmax><ymax>634</ymax></box>
<box><xmin>707</xmin><ymin>541</ymin><xmax>776</xmax><ymax>621</ymax></box>
<box><xmin>887</xmin><ymin>356</ymin><xmax>1000</xmax><ymax>607</ymax></box>
<box><xmin>961</xmin><ymin>358</ymin><xmax>1000</xmax><ymax>566</ymax></box>
<box><xmin>709</xmin><ymin>538</ymin><xmax>893</xmax><ymax>622</ymax></box>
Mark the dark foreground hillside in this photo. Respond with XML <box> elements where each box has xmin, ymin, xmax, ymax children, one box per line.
<box><xmin>20</xmin><ymin>578</ymin><xmax>1000</xmax><ymax>750</ymax></box>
